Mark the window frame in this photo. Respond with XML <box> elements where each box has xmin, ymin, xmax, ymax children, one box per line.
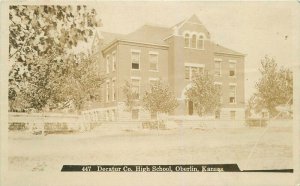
<box><xmin>197</xmin><ymin>34</ymin><xmax>204</xmax><ymax>49</ymax></box>
<box><xmin>229</xmin><ymin>83</ymin><xmax>237</xmax><ymax>104</ymax></box>
<box><xmin>183</xmin><ymin>31</ymin><xmax>206</xmax><ymax>50</ymax></box>
<box><xmin>112</xmin><ymin>51</ymin><xmax>116</xmax><ymax>72</ymax></box>
<box><xmin>184</xmin><ymin>33</ymin><xmax>190</xmax><ymax>48</ymax></box>
<box><xmin>106</xmin><ymin>55</ymin><xmax>110</xmax><ymax>74</ymax></box>
<box><xmin>184</xmin><ymin>63</ymin><xmax>205</xmax><ymax>81</ymax></box>
<box><xmin>131</xmin><ymin>77</ymin><xmax>141</xmax><ymax>100</ymax></box>
<box><xmin>131</xmin><ymin>49</ymin><xmax>141</xmax><ymax>70</ymax></box>
<box><xmin>214</xmin><ymin>82</ymin><xmax>223</xmax><ymax>103</ymax></box>
<box><xmin>149</xmin><ymin>77</ymin><xmax>159</xmax><ymax>87</ymax></box>
<box><xmin>191</xmin><ymin>34</ymin><xmax>197</xmax><ymax>48</ymax></box>
<box><xmin>149</xmin><ymin>51</ymin><xmax>159</xmax><ymax>72</ymax></box>
<box><xmin>106</xmin><ymin>80</ymin><xmax>110</xmax><ymax>103</ymax></box>
<box><xmin>214</xmin><ymin>58</ymin><xmax>222</xmax><ymax>77</ymax></box>
<box><xmin>229</xmin><ymin>60</ymin><xmax>237</xmax><ymax>77</ymax></box>
<box><xmin>112</xmin><ymin>78</ymin><xmax>116</xmax><ymax>101</ymax></box>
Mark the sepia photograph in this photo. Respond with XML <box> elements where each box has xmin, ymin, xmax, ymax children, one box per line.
<box><xmin>1</xmin><ymin>1</ymin><xmax>299</xmax><ymax>186</ymax></box>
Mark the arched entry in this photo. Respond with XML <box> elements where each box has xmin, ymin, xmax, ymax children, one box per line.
<box><xmin>181</xmin><ymin>83</ymin><xmax>194</xmax><ymax>116</ymax></box>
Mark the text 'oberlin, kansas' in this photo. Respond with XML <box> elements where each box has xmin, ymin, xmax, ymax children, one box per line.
<box><xmin>96</xmin><ymin>165</ymin><xmax>224</xmax><ymax>172</ymax></box>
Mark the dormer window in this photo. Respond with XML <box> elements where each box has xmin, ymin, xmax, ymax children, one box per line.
<box><xmin>184</xmin><ymin>33</ymin><xmax>190</xmax><ymax>47</ymax></box>
<box><xmin>191</xmin><ymin>34</ymin><xmax>197</xmax><ymax>48</ymax></box>
<box><xmin>197</xmin><ymin>35</ymin><xmax>204</xmax><ymax>49</ymax></box>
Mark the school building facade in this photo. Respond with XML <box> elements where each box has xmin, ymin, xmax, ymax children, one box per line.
<box><xmin>83</xmin><ymin>15</ymin><xmax>245</xmax><ymax>121</ymax></box>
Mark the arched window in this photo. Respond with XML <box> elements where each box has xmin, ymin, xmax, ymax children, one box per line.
<box><xmin>197</xmin><ymin>35</ymin><xmax>204</xmax><ymax>49</ymax></box>
<box><xmin>184</xmin><ymin>33</ymin><xmax>190</xmax><ymax>47</ymax></box>
<box><xmin>191</xmin><ymin>34</ymin><xmax>197</xmax><ymax>48</ymax></box>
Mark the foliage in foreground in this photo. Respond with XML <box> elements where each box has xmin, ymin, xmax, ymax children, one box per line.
<box><xmin>249</xmin><ymin>56</ymin><xmax>293</xmax><ymax>117</ymax></box>
<box><xmin>9</xmin><ymin>5</ymin><xmax>102</xmax><ymax>112</ymax></box>
<box><xmin>142</xmin><ymin>81</ymin><xmax>178</xmax><ymax>116</ymax></box>
<box><xmin>185</xmin><ymin>72</ymin><xmax>221</xmax><ymax>116</ymax></box>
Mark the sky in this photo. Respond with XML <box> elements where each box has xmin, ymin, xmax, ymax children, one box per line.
<box><xmin>92</xmin><ymin>1</ymin><xmax>299</xmax><ymax>101</ymax></box>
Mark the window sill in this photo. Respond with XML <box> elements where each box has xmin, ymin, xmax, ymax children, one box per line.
<box><xmin>131</xmin><ymin>69</ymin><xmax>141</xmax><ymax>71</ymax></box>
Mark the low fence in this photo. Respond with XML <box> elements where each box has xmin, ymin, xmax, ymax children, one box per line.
<box><xmin>8</xmin><ymin>112</ymin><xmax>293</xmax><ymax>135</ymax></box>
<box><xmin>8</xmin><ymin>112</ymin><xmax>91</xmax><ymax>134</ymax></box>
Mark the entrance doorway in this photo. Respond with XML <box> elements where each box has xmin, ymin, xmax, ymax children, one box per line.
<box><xmin>188</xmin><ymin>100</ymin><xmax>193</xmax><ymax>115</ymax></box>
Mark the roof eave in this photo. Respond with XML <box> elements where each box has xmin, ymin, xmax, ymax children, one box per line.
<box><xmin>102</xmin><ymin>39</ymin><xmax>169</xmax><ymax>53</ymax></box>
<box><xmin>214</xmin><ymin>52</ymin><xmax>246</xmax><ymax>57</ymax></box>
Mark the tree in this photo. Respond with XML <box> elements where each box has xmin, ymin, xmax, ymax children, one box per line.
<box><xmin>122</xmin><ymin>81</ymin><xmax>139</xmax><ymax>111</ymax></box>
<box><xmin>253</xmin><ymin>56</ymin><xmax>293</xmax><ymax>117</ymax></box>
<box><xmin>8</xmin><ymin>5</ymin><xmax>102</xmax><ymax>112</ymax></box>
<box><xmin>9</xmin><ymin>52</ymin><xmax>105</xmax><ymax>112</ymax></box>
<box><xmin>9</xmin><ymin>5</ymin><xmax>101</xmax><ymax>62</ymax></box>
<box><xmin>142</xmin><ymin>81</ymin><xmax>178</xmax><ymax>118</ymax></box>
<box><xmin>185</xmin><ymin>72</ymin><xmax>221</xmax><ymax>116</ymax></box>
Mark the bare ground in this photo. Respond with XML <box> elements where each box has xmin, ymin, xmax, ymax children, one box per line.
<box><xmin>8</xmin><ymin>122</ymin><xmax>293</xmax><ymax>172</ymax></box>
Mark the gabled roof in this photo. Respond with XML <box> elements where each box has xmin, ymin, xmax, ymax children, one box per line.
<box><xmin>100</xmin><ymin>31</ymin><xmax>124</xmax><ymax>45</ymax></box>
<box><xmin>212</xmin><ymin>42</ymin><xmax>245</xmax><ymax>56</ymax></box>
<box><xmin>171</xmin><ymin>14</ymin><xmax>203</xmax><ymax>30</ymax></box>
<box><xmin>122</xmin><ymin>24</ymin><xmax>172</xmax><ymax>45</ymax></box>
<box><xmin>187</xmin><ymin>14</ymin><xmax>203</xmax><ymax>25</ymax></box>
<box><xmin>97</xmin><ymin>15</ymin><xmax>245</xmax><ymax>56</ymax></box>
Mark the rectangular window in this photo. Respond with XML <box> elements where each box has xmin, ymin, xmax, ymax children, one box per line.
<box><xmin>131</xmin><ymin>51</ymin><xmax>140</xmax><ymax>70</ymax></box>
<box><xmin>185</xmin><ymin>66</ymin><xmax>190</xmax><ymax>80</ymax></box>
<box><xmin>149</xmin><ymin>78</ymin><xmax>159</xmax><ymax>87</ymax></box>
<box><xmin>132</xmin><ymin>109</ymin><xmax>139</xmax><ymax>120</ymax></box>
<box><xmin>112</xmin><ymin>52</ymin><xmax>116</xmax><ymax>71</ymax></box>
<box><xmin>112</xmin><ymin>79</ymin><xmax>116</xmax><ymax>101</ymax></box>
<box><xmin>230</xmin><ymin>111</ymin><xmax>236</xmax><ymax>120</ymax></box>
<box><xmin>214</xmin><ymin>61</ymin><xmax>221</xmax><ymax>76</ymax></box>
<box><xmin>214</xmin><ymin>83</ymin><xmax>222</xmax><ymax>103</ymax></box>
<box><xmin>106</xmin><ymin>81</ymin><xmax>110</xmax><ymax>102</ymax></box>
<box><xmin>229</xmin><ymin>61</ymin><xmax>236</xmax><ymax>77</ymax></box>
<box><xmin>184</xmin><ymin>34</ymin><xmax>190</xmax><ymax>47</ymax></box>
<box><xmin>229</xmin><ymin>85</ymin><xmax>236</xmax><ymax>103</ymax></box>
<box><xmin>191</xmin><ymin>35</ymin><xmax>197</xmax><ymax>48</ymax></box>
<box><xmin>191</xmin><ymin>67</ymin><xmax>199</xmax><ymax>79</ymax></box>
<box><xmin>197</xmin><ymin>36</ymin><xmax>204</xmax><ymax>49</ymax></box>
<box><xmin>106</xmin><ymin>56</ymin><xmax>110</xmax><ymax>74</ymax></box>
<box><xmin>131</xmin><ymin>78</ymin><xmax>140</xmax><ymax>99</ymax></box>
<box><xmin>185</xmin><ymin>64</ymin><xmax>205</xmax><ymax>80</ymax></box>
<box><xmin>149</xmin><ymin>53</ymin><xmax>158</xmax><ymax>71</ymax></box>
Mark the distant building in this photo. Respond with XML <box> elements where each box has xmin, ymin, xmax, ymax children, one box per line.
<box><xmin>83</xmin><ymin>14</ymin><xmax>245</xmax><ymax>121</ymax></box>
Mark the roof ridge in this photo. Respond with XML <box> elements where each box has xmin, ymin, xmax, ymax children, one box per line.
<box><xmin>212</xmin><ymin>41</ymin><xmax>244</xmax><ymax>55</ymax></box>
<box><xmin>142</xmin><ymin>23</ymin><xmax>171</xmax><ymax>29</ymax></box>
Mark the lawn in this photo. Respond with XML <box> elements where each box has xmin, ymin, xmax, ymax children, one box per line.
<box><xmin>8</xmin><ymin>121</ymin><xmax>293</xmax><ymax>172</ymax></box>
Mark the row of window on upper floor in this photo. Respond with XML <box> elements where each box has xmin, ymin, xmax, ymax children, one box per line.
<box><xmin>184</xmin><ymin>60</ymin><xmax>237</xmax><ymax>81</ymax></box>
<box><xmin>184</xmin><ymin>32</ymin><xmax>205</xmax><ymax>49</ymax></box>
<box><xmin>214</xmin><ymin>59</ymin><xmax>237</xmax><ymax>77</ymax></box>
<box><xmin>214</xmin><ymin>83</ymin><xmax>237</xmax><ymax>104</ymax></box>
<box><xmin>105</xmin><ymin>77</ymin><xmax>159</xmax><ymax>103</ymax></box>
<box><xmin>105</xmin><ymin>50</ymin><xmax>238</xmax><ymax>77</ymax></box>
<box><xmin>105</xmin><ymin>50</ymin><xmax>159</xmax><ymax>73</ymax></box>
<box><xmin>106</xmin><ymin>51</ymin><xmax>117</xmax><ymax>74</ymax></box>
